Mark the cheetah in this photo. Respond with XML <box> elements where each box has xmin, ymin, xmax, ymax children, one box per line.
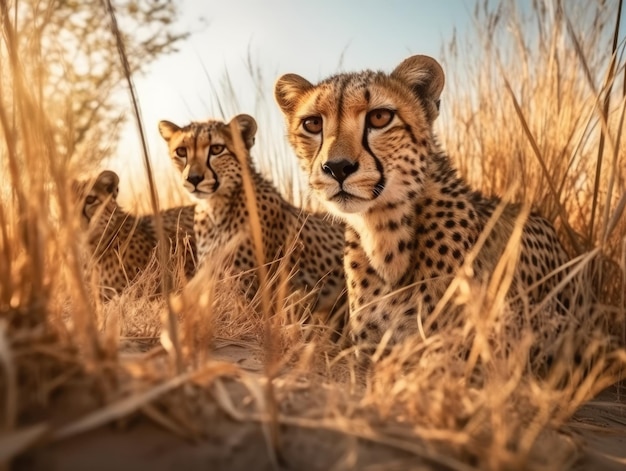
<box><xmin>275</xmin><ymin>54</ymin><xmax>580</xmax><ymax>356</ymax></box>
<box><xmin>76</xmin><ymin>170</ymin><xmax>197</xmax><ymax>299</ymax></box>
<box><xmin>158</xmin><ymin>114</ymin><xmax>346</xmax><ymax>323</ymax></box>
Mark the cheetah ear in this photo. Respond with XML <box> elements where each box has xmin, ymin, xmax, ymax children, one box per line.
<box><xmin>392</xmin><ymin>55</ymin><xmax>445</xmax><ymax>121</ymax></box>
<box><xmin>274</xmin><ymin>73</ymin><xmax>314</xmax><ymax>115</ymax></box>
<box><xmin>158</xmin><ymin>120</ymin><xmax>181</xmax><ymax>141</ymax></box>
<box><xmin>71</xmin><ymin>180</ymin><xmax>83</xmax><ymax>197</ymax></box>
<box><xmin>95</xmin><ymin>170</ymin><xmax>119</xmax><ymax>199</ymax></box>
<box><xmin>231</xmin><ymin>114</ymin><xmax>257</xmax><ymax>149</ymax></box>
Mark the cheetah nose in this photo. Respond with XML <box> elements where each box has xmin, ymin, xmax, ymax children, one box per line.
<box><xmin>322</xmin><ymin>159</ymin><xmax>359</xmax><ymax>184</ymax></box>
<box><xmin>187</xmin><ymin>174</ymin><xmax>204</xmax><ymax>187</ymax></box>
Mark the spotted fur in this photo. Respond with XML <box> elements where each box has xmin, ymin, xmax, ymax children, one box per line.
<box><xmin>275</xmin><ymin>55</ymin><xmax>579</xmax><ymax>355</ymax></box>
<box><xmin>76</xmin><ymin>170</ymin><xmax>196</xmax><ymax>298</ymax></box>
<box><xmin>158</xmin><ymin>114</ymin><xmax>346</xmax><ymax>321</ymax></box>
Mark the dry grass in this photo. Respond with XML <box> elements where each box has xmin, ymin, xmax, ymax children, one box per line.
<box><xmin>1</xmin><ymin>0</ymin><xmax>625</xmax><ymax>470</ymax></box>
<box><xmin>441</xmin><ymin>2</ymin><xmax>626</xmax><ymax>257</ymax></box>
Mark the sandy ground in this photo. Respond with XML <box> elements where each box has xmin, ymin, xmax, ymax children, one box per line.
<box><xmin>13</xmin><ymin>343</ymin><xmax>626</xmax><ymax>471</ymax></box>
<box><xmin>569</xmin><ymin>384</ymin><xmax>626</xmax><ymax>470</ymax></box>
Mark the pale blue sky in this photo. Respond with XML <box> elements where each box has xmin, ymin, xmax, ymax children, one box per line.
<box><xmin>117</xmin><ymin>1</ymin><xmax>475</xmax><ymax>182</ymax></box>
<box><xmin>136</xmin><ymin>1</ymin><xmax>471</xmax><ymax>119</ymax></box>
<box><xmin>113</xmin><ymin>0</ymin><xmax>622</xmax><ymax>202</ymax></box>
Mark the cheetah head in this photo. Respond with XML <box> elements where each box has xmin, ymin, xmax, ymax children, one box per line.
<box><xmin>274</xmin><ymin>55</ymin><xmax>444</xmax><ymax>218</ymax></box>
<box><xmin>158</xmin><ymin>114</ymin><xmax>257</xmax><ymax>200</ymax></box>
<box><xmin>73</xmin><ymin>170</ymin><xmax>119</xmax><ymax>226</ymax></box>
<box><xmin>72</xmin><ymin>170</ymin><xmax>120</xmax><ymax>246</ymax></box>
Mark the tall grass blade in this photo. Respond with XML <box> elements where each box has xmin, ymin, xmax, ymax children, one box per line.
<box><xmin>101</xmin><ymin>0</ymin><xmax>182</xmax><ymax>373</ymax></box>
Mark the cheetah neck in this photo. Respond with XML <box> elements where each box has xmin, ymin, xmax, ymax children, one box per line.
<box><xmin>194</xmin><ymin>184</ymin><xmax>246</xmax><ymax>227</ymax></box>
<box><xmin>343</xmin><ymin>153</ymin><xmax>469</xmax><ymax>287</ymax></box>
<box><xmin>195</xmin><ymin>196</ymin><xmax>230</xmax><ymax>227</ymax></box>
<box><xmin>194</xmin><ymin>170</ymin><xmax>285</xmax><ymax>228</ymax></box>
<box><xmin>344</xmin><ymin>199</ymin><xmax>417</xmax><ymax>287</ymax></box>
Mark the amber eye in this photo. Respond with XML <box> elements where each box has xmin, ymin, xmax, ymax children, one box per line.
<box><xmin>175</xmin><ymin>147</ymin><xmax>187</xmax><ymax>158</ymax></box>
<box><xmin>209</xmin><ymin>144</ymin><xmax>225</xmax><ymax>155</ymax></box>
<box><xmin>367</xmin><ymin>109</ymin><xmax>394</xmax><ymax>129</ymax></box>
<box><xmin>302</xmin><ymin>116</ymin><xmax>323</xmax><ymax>134</ymax></box>
<box><xmin>85</xmin><ymin>195</ymin><xmax>97</xmax><ymax>205</ymax></box>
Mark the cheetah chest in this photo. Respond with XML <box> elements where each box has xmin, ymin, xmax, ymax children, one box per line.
<box><xmin>344</xmin><ymin>197</ymin><xmax>483</xmax><ymax>345</ymax></box>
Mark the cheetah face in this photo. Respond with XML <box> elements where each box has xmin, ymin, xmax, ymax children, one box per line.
<box><xmin>275</xmin><ymin>55</ymin><xmax>444</xmax><ymax>218</ymax></box>
<box><xmin>73</xmin><ymin>170</ymin><xmax>120</xmax><ymax>231</ymax></box>
<box><xmin>158</xmin><ymin>115</ymin><xmax>257</xmax><ymax>201</ymax></box>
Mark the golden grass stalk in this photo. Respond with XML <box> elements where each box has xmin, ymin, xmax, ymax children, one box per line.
<box><xmin>566</xmin><ymin>0</ymin><xmax>623</xmax><ymax>241</ymax></box>
<box><xmin>102</xmin><ymin>0</ymin><xmax>182</xmax><ymax>373</ymax></box>
<box><xmin>227</xmin><ymin>116</ymin><xmax>283</xmax><ymax>466</ymax></box>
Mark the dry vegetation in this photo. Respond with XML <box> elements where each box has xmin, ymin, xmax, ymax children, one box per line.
<box><xmin>1</xmin><ymin>0</ymin><xmax>625</xmax><ymax>470</ymax></box>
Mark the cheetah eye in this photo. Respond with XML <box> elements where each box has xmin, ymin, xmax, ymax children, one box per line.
<box><xmin>209</xmin><ymin>144</ymin><xmax>225</xmax><ymax>155</ymax></box>
<box><xmin>302</xmin><ymin>116</ymin><xmax>323</xmax><ymax>134</ymax></box>
<box><xmin>175</xmin><ymin>147</ymin><xmax>187</xmax><ymax>158</ymax></box>
<box><xmin>367</xmin><ymin>109</ymin><xmax>394</xmax><ymax>129</ymax></box>
<box><xmin>85</xmin><ymin>195</ymin><xmax>97</xmax><ymax>205</ymax></box>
